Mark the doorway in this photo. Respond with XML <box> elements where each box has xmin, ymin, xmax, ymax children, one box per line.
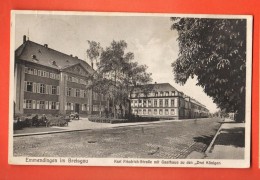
<box><xmin>75</xmin><ymin>103</ymin><xmax>80</xmax><ymax>113</ymax></box>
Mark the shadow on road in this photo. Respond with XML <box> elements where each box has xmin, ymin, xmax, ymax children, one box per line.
<box><xmin>214</xmin><ymin>127</ymin><xmax>245</xmax><ymax>148</ymax></box>
<box><xmin>193</xmin><ymin>135</ymin><xmax>214</xmax><ymax>146</ymax></box>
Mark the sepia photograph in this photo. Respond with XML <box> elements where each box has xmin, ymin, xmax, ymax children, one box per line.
<box><xmin>9</xmin><ymin>11</ymin><xmax>252</xmax><ymax>168</ymax></box>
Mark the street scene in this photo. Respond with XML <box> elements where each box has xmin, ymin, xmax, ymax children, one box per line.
<box><xmin>10</xmin><ymin>11</ymin><xmax>251</xmax><ymax>167</ymax></box>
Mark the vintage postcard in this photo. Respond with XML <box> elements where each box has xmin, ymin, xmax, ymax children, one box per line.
<box><xmin>9</xmin><ymin>10</ymin><xmax>252</xmax><ymax>168</ymax></box>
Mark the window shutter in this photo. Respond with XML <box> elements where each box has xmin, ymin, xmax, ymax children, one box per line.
<box><xmin>56</xmin><ymin>102</ymin><xmax>60</xmax><ymax>110</ymax></box>
<box><xmin>71</xmin><ymin>103</ymin><xmax>74</xmax><ymax>111</ymax></box>
<box><xmin>33</xmin><ymin>83</ymin><xmax>36</xmax><ymax>93</ymax></box>
<box><xmin>36</xmin><ymin>101</ymin><xmax>40</xmax><ymax>109</ymax></box>
<box><xmin>24</xmin><ymin>81</ymin><xmax>27</xmax><ymax>91</ymax></box>
<box><xmin>45</xmin><ymin>85</ymin><xmax>49</xmax><ymax>94</ymax></box>
<box><xmin>49</xmin><ymin>101</ymin><xmax>52</xmax><ymax>109</ymax></box>
<box><xmin>65</xmin><ymin>103</ymin><xmax>67</xmax><ymax>110</ymax></box>
<box><xmin>34</xmin><ymin>69</ymin><xmax>37</xmax><ymax>75</ymax></box>
<box><xmin>23</xmin><ymin>100</ymin><xmax>26</xmax><ymax>108</ymax></box>
<box><xmin>37</xmin><ymin>83</ymin><xmax>40</xmax><ymax>93</ymax></box>
<box><xmin>82</xmin><ymin>104</ymin><xmax>84</xmax><ymax>111</ymax></box>
<box><xmin>57</xmin><ymin>86</ymin><xmax>60</xmax><ymax>95</ymax></box>
<box><xmin>46</xmin><ymin>72</ymin><xmax>49</xmax><ymax>78</ymax></box>
<box><xmin>65</xmin><ymin>87</ymin><xmax>68</xmax><ymax>96</ymax></box>
<box><xmin>72</xmin><ymin>88</ymin><xmax>75</xmax><ymax>97</ymax></box>
<box><xmin>24</xmin><ymin>67</ymin><xmax>28</xmax><ymax>73</ymax></box>
<box><xmin>45</xmin><ymin>101</ymin><xmax>48</xmax><ymax>109</ymax></box>
<box><xmin>32</xmin><ymin>100</ymin><xmax>36</xmax><ymax>109</ymax></box>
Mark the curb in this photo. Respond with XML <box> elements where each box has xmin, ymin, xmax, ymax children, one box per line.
<box><xmin>205</xmin><ymin>120</ymin><xmax>224</xmax><ymax>155</ymax></box>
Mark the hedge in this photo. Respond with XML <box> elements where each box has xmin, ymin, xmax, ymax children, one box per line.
<box><xmin>88</xmin><ymin>115</ymin><xmax>159</xmax><ymax>124</ymax></box>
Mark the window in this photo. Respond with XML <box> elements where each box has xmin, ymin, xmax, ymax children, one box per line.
<box><xmin>143</xmin><ymin>100</ymin><xmax>147</xmax><ymax>107</ymax></box>
<box><xmin>165</xmin><ymin>99</ymin><xmax>169</xmax><ymax>107</ymax></box>
<box><xmin>154</xmin><ymin>100</ymin><xmax>157</xmax><ymax>107</ymax></box>
<box><xmin>148</xmin><ymin>109</ymin><xmax>152</xmax><ymax>115</ymax></box>
<box><xmin>154</xmin><ymin>109</ymin><xmax>157</xmax><ymax>115</ymax></box>
<box><xmin>25</xmin><ymin>81</ymin><xmax>33</xmax><ymax>92</ymax></box>
<box><xmin>28</xmin><ymin>68</ymin><xmax>34</xmax><ymax>74</ymax></box>
<box><xmin>165</xmin><ymin>91</ymin><xmax>169</xmax><ymax>96</ymax></box>
<box><xmin>50</xmin><ymin>73</ymin><xmax>54</xmax><ymax>79</ymax></box>
<box><xmin>46</xmin><ymin>72</ymin><xmax>49</xmax><ymax>78</ymax></box>
<box><xmin>67</xmin><ymin>103</ymin><xmax>72</xmax><ymax>110</ymax></box>
<box><xmin>76</xmin><ymin>89</ymin><xmax>80</xmax><ymax>97</ymax></box>
<box><xmin>25</xmin><ymin>100</ymin><xmax>32</xmax><ymax>109</ymax></box>
<box><xmin>82</xmin><ymin>104</ymin><xmax>88</xmax><ymax>111</ymax></box>
<box><xmin>33</xmin><ymin>69</ymin><xmax>38</xmax><ymax>75</ymax></box>
<box><xmin>67</xmin><ymin>88</ymin><xmax>72</xmax><ymax>96</ymax></box>
<box><xmin>93</xmin><ymin>105</ymin><xmax>99</xmax><ymax>111</ymax></box>
<box><xmin>155</xmin><ymin>92</ymin><xmax>158</xmax><ymax>97</ymax></box>
<box><xmin>51</xmin><ymin>102</ymin><xmax>56</xmax><ymax>110</ymax></box>
<box><xmin>171</xmin><ymin>99</ymin><xmax>175</xmax><ymax>107</ymax></box>
<box><xmin>159</xmin><ymin>99</ymin><xmax>163</xmax><ymax>107</ymax></box>
<box><xmin>40</xmin><ymin>84</ymin><xmax>46</xmax><ymax>94</ymax></box>
<box><xmin>67</xmin><ymin>76</ymin><xmax>72</xmax><ymax>81</ymax></box>
<box><xmin>38</xmin><ymin>70</ymin><xmax>42</xmax><ymax>76</ymax></box>
<box><xmin>51</xmin><ymin>86</ymin><xmax>57</xmax><ymax>95</ymax></box>
<box><xmin>148</xmin><ymin>100</ymin><xmax>152</xmax><ymax>107</ymax></box>
<box><xmin>165</xmin><ymin>109</ymin><xmax>169</xmax><ymax>115</ymax></box>
<box><xmin>42</xmin><ymin>71</ymin><xmax>46</xmax><ymax>77</ymax></box>
<box><xmin>159</xmin><ymin>109</ymin><xmax>163</xmax><ymax>115</ymax></box>
<box><xmin>160</xmin><ymin>92</ymin><xmax>164</xmax><ymax>96</ymax></box>
<box><xmin>83</xmin><ymin>90</ymin><xmax>87</xmax><ymax>98</ymax></box>
<box><xmin>39</xmin><ymin>101</ymin><xmax>45</xmax><ymax>109</ymax></box>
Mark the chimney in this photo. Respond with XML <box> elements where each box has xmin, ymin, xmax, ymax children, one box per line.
<box><xmin>44</xmin><ymin>44</ymin><xmax>48</xmax><ymax>48</ymax></box>
<box><xmin>23</xmin><ymin>35</ymin><xmax>27</xmax><ymax>43</ymax></box>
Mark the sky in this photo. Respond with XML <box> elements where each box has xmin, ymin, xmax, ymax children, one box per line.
<box><xmin>14</xmin><ymin>12</ymin><xmax>219</xmax><ymax>113</ymax></box>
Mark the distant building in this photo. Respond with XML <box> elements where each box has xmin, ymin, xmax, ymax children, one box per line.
<box><xmin>14</xmin><ymin>35</ymin><xmax>107</xmax><ymax>116</ymax></box>
<box><xmin>129</xmin><ymin>83</ymin><xmax>209</xmax><ymax>119</ymax></box>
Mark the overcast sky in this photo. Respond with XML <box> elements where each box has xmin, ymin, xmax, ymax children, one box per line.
<box><xmin>14</xmin><ymin>12</ymin><xmax>218</xmax><ymax>113</ymax></box>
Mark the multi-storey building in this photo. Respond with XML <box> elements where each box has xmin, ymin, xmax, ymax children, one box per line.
<box><xmin>14</xmin><ymin>35</ymin><xmax>107</xmax><ymax>116</ymax></box>
<box><xmin>129</xmin><ymin>83</ymin><xmax>209</xmax><ymax>120</ymax></box>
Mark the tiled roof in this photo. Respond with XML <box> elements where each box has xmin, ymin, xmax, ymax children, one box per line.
<box><xmin>133</xmin><ymin>83</ymin><xmax>179</xmax><ymax>93</ymax></box>
<box><xmin>15</xmin><ymin>40</ymin><xmax>94</xmax><ymax>74</ymax></box>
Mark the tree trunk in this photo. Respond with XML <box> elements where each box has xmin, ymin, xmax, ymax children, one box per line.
<box><xmin>235</xmin><ymin>107</ymin><xmax>245</xmax><ymax>123</ymax></box>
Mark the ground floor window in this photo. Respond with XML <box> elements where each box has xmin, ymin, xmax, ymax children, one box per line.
<box><xmin>165</xmin><ymin>109</ymin><xmax>169</xmax><ymax>115</ymax></box>
<box><xmin>148</xmin><ymin>109</ymin><xmax>152</xmax><ymax>115</ymax></box>
<box><xmin>39</xmin><ymin>101</ymin><xmax>45</xmax><ymax>109</ymax></box>
<box><xmin>159</xmin><ymin>109</ymin><xmax>163</xmax><ymax>115</ymax></box>
<box><xmin>138</xmin><ymin>109</ymin><xmax>142</xmax><ymax>115</ymax></box>
<box><xmin>143</xmin><ymin>109</ymin><xmax>147</xmax><ymax>115</ymax></box>
<box><xmin>154</xmin><ymin>109</ymin><xmax>157</xmax><ymax>115</ymax></box>
<box><xmin>171</xmin><ymin>109</ymin><xmax>175</xmax><ymax>115</ymax></box>
<box><xmin>25</xmin><ymin>100</ymin><xmax>32</xmax><ymax>109</ymax></box>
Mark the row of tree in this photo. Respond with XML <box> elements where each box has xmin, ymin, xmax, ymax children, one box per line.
<box><xmin>86</xmin><ymin>40</ymin><xmax>152</xmax><ymax>118</ymax></box>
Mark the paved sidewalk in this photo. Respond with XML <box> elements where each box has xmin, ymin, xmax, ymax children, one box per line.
<box><xmin>205</xmin><ymin>119</ymin><xmax>245</xmax><ymax>159</ymax></box>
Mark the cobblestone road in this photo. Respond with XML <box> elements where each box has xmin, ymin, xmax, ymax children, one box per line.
<box><xmin>13</xmin><ymin>118</ymin><xmax>222</xmax><ymax>159</ymax></box>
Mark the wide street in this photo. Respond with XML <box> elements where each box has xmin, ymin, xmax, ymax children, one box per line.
<box><xmin>13</xmin><ymin>118</ymin><xmax>222</xmax><ymax>159</ymax></box>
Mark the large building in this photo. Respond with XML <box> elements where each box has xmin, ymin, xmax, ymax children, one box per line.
<box><xmin>129</xmin><ymin>83</ymin><xmax>209</xmax><ymax>120</ymax></box>
<box><xmin>14</xmin><ymin>36</ymin><xmax>107</xmax><ymax>116</ymax></box>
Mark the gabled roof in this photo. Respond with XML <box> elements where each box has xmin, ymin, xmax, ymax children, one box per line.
<box><xmin>132</xmin><ymin>83</ymin><xmax>179</xmax><ymax>93</ymax></box>
<box><xmin>15</xmin><ymin>40</ymin><xmax>94</xmax><ymax>74</ymax></box>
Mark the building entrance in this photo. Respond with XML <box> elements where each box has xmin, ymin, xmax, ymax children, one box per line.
<box><xmin>75</xmin><ymin>103</ymin><xmax>80</xmax><ymax>113</ymax></box>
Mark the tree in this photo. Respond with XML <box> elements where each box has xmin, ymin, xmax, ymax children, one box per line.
<box><xmin>86</xmin><ymin>40</ymin><xmax>152</xmax><ymax>118</ymax></box>
<box><xmin>170</xmin><ymin>18</ymin><xmax>247</xmax><ymax>122</ymax></box>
